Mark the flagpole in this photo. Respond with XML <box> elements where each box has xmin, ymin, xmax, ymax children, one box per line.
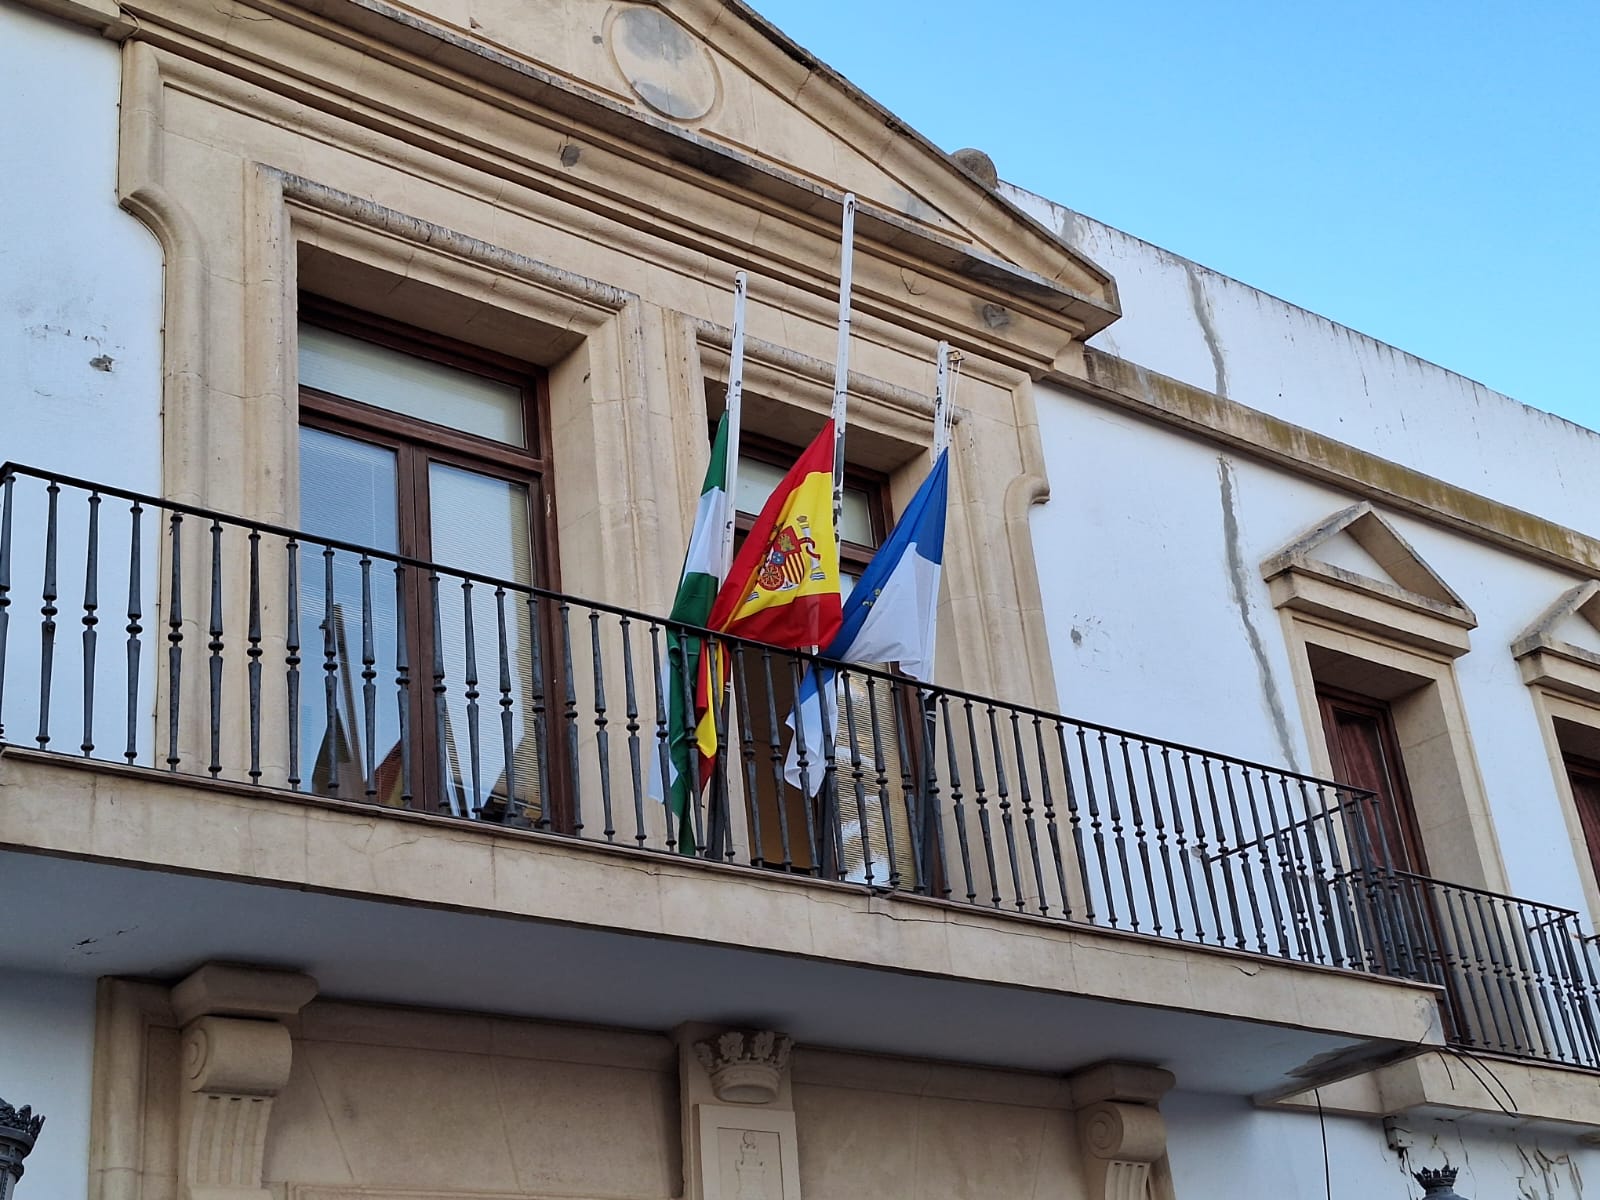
<box><xmin>932</xmin><ymin>341</ymin><xmax>951</xmax><ymax>461</ymax></box>
<box><xmin>830</xmin><ymin>193</ymin><xmax>857</xmax><ymax>541</ymax></box>
<box><xmin>720</xmin><ymin>270</ymin><xmax>748</xmax><ymax>578</ymax></box>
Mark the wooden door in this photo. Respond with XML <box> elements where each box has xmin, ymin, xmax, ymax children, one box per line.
<box><xmin>1317</xmin><ymin>688</ymin><xmax>1427</xmax><ymax>875</ymax></box>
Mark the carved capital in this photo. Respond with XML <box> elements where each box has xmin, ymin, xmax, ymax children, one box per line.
<box><xmin>693</xmin><ymin>1030</ymin><xmax>793</xmax><ymax>1105</ymax></box>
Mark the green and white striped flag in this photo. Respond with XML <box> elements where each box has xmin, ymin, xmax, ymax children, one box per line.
<box><xmin>665</xmin><ymin>411</ymin><xmax>731</xmax><ymax>849</ymax></box>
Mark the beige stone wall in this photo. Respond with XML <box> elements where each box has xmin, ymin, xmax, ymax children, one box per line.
<box><xmin>266</xmin><ymin>1003</ymin><xmax>681</xmax><ymax>1197</ymax></box>
<box><xmin>791</xmin><ymin>1050</ymin><xmax>1087</xmax><ymax>1200</ymax></box>
<box><xmin>97</xmin><ymin>977</ymin><xmax>1105</xmax><ymax>1200</ymax></box>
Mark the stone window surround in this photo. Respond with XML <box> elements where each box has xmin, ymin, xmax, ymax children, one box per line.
<box><xmin>1264</xmin><ymin>505</ymin><xmax>1508</xmax><ymax>893</ymax></box>
<box><xmin>114</xmin><ymin>35</ymin><xmax>1059</xmax><ymax>716</ymax></box>
<box><xmin>1514</xmin><ymin>582</ymin><xmax>1600</xmax><ymax>927</ymax></box>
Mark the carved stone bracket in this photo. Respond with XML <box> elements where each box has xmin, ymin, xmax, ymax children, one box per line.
<box><xmin>693</xmin><ymin>1030</ymin><xmax>794</xmax><ymax>1105</ymax></box>
<box><xmin>173</xmin><ymin>964</ymin><xmax>317</xmax><ymax>1200</ymax></box>
<box><xmin>1068</xmin><ymin>1061</ymin><xmax>1177</xmax><ymax>1200</ymax></box>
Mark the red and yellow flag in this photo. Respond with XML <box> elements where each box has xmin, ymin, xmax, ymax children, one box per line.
<box><xmin>708</xmin><ymin>422</ymin><xmax>843</xmax><ymax>648</ymax></box>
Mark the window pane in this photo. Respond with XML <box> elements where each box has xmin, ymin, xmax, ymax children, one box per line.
<box><xmin>299</xmin><ymin>323</ymin><xmax>526</xmax><ymax>447</ymax></box>
<box><xmin>428</xmin><ymin>462</ymin><xmax>541</xmax><ymax>821</ymax></box>
<box><xmin>735</xmin><ymin>454</ymin><xmax>874</xmax><ymax>547</ymax></box>
<box><xmin>297</xmin><ymin>428</ymin><xmax>403</xmax><ymax>801</ymax></box>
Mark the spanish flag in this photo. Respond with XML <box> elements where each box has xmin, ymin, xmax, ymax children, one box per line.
<box><xmin>708</xmin><ymin>421</ymin><xmax>844</xmax><ymax>647</ymax></box>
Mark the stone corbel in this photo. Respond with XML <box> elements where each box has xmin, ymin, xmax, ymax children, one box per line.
<box><xmin>172</xmin><ymin>964</ymin><xmax>317</xmax><ymax>1200</ymax></box>
<box><xmin>677</xmin><ymin>1026</ymin><xmax>802</xmax><ymax>1200</ymax></box>
<box><xmin>1068</xmin><ymin>1062</ymin><xmax>1177</xmax><ymax>1200</ymax></box>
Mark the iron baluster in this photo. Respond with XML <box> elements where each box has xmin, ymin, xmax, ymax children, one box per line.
<box><xmin>557</xmin><ymin>598</ymin><xmax>582</xmax><ymax>834</ymax></box>
<box><xmin>648</xmin><ymin>619</ymin><xmax>675</xmax><ymax>851</ymax></box>
<box><xmin>965</xmin><ymin>698</ymin><xmax>1001</xmax><ymax>907</ymax></box>
<box><xmin>80</xmin><ymin>490</ymin><xmax>100</xmax><ymax>757</ymax></box>
<box><xmin>123</xmin><ymin>499</ymin><xmax>142</xmax><ymax>764</ymax></box>
<box><xmin>428</xmin><ymin>570</ymin><xmax>453</xmax><ymax>815</ymax></box>
<box><xmin>206</xmin><ymin>519</ymin><xmax>224</xmax><ymax>778</ymax></box>
<box><xmin>1219</xmin><ymin>763</ymin><xmax>1267</xmax><ymax>953</ymax></box>
<box><xmin>393</xmin><ymin>563</ymin><xmax>413</xmax><ymax>805</ymax></box>
<box><xmin>493</xmin><ymin>587</ymin><xmax>518</xmax><ymax>824</ymax></box>
<box><xmin>461</xmin><ymin>579</ymin><xmax>484</xmax><ymax>815</ymax></box>
<box><xmin>1159</xmin><ymin>746</ymin><xmax>1195</xmax><ymax>942</ymax></box>
<box><xmin>320</xmin><ymin>545</ymin><xmax>339</xmax><ymax>795</ymax></box>
<box><xmin>527</xmin><ymin>593</ymin><xmax>551</xmax><ymax>831</ymax></box>
<box><xmin>165</xmin><ymin>512</ymin><xmax>183</xmax><ymax>772</ymax></box>
<box><xmin>1035</xmin><ymin>716</ymin><xmax>1070</xmax><ymax>919</ymax></box>
<box><xmin>359</xmin><ymin>556</ymin><xmax>378</xmax><ymax>801</ymax></box>
<box><xmin>589</xmin><ymin>608</ymin><xmax>614</xmax><ymax>842</ymax></box>
<box><xmin>620</xmin><ymin>615</ymin><xmax>646</xmax><ymax>848</ymax></box>
<box><xmin>36</xmin><ymin>479</ymin><xmax>59</xmax><ymax>750</ymax></box>
<box><xmin>1116</xmin><ymin>734</ymin><xmax>1157</xmax><ymax>933</ymax></box>
<box><xmin>246</xmin><ymin>529</ymin><xmax>262</xmax><ymax>783</ymax></box>
<box><xmin>285</xmin><ymin>538</ymin><xmax>301</xmax><ymax>788</ymax></box>
<box><xmin>1141</xmin><ymin>742</ymin><xmax>1179</xmax><ymax>939</ymax></box>
<box><xmin>940</xmin><ymin>693</ymin><xmax>976</xmax><ymax>904</ymax></box>
<box><xmin>1243</xmin><ymin>767</ymin><xmax>1291</xmax><ymax>957</ymax></box>
<box><xmin>987</xmin><ymin>704</ymin><xmax>1024</xmax><ymax>911</ymax></box>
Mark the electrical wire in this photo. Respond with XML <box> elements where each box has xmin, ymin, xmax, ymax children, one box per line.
<box><xmin>1314</xmin><ymin>1088</ymin><xmax>1333</xmax><ymax>1200</ymax></box>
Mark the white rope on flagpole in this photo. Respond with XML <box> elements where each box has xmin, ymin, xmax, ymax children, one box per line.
<box><xmin>720</xmin><ymin>270</ymin><xmax>748</xmax><ymax>579</ymax></box>
<box><xmin>932</xmin><ymin>341</ymin><xmax>961</xmax><ymax>460</ymax></box>
<box><xmin>830</xmin><ymin>193</ymin><xmax>857</xmax><ymax>541</ymax></box>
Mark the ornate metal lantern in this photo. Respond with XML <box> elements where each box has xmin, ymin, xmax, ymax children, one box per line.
<box><xmin>1414</xmin><ymin>1165</ymin><xmax>1467</xmax><ymax>1199</ymax></box>
<box><xmin>0</xmin><ymin>1099</ymin><xmax>45</xmax><ymax>1200</ymax></box>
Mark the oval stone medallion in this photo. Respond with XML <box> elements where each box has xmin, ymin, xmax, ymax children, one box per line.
<box><xmin>608</xmin><ymin>6</ymin><xmax>720</xmax><ymax>122</ymax></box>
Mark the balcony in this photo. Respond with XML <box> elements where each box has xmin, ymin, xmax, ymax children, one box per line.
<box><xmin>2</xmin><ymin>462</ymin><xmax>1590</xmax><ymax>1084</ymax></box>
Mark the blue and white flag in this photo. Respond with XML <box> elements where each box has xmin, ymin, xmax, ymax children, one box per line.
<box><xmin>783</xmin><ymin>450</ymin><xmax>949</xmax><ymax>793</ymax></box>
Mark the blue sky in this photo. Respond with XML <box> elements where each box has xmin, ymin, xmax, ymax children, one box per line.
<box><xmin>746</xmin><ymin>0</ymin><xmax>1600</xmax><ymax>429</ymax></box>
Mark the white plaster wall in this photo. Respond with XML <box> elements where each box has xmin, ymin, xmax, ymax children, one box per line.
<box><xmin>1006</xmin><ymin>183</ymin><xmax>1600</xmax><ymax>537</ymax></box>
<box><xmin>1165</xmin><ymin>1092</ymin><xmax>1595</xmax><ymax>1198</ymax></box>
<box><xmin>0</xmin><ymin>970</ymin><xmax>98</xmax><ymax>1200</ymax></box>
<box><xmin>0</xmin><ymin>3</ymin><xmax>162</xmax><ymax>758</ymax></box>
<box><xmin>1030</xmin><ymin>379</ymin><xmax>1594</xmax><ymax>921</ymax></box>
<box><xmin>0</xmin><ymin>0</ymin><xmax>163</xmax><ymax>488</ymax></box>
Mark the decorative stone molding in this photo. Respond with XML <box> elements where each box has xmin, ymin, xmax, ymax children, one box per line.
<box><xmin>1068</xmin><ymin>1062</ymin><xmax>1177</xmax><ymax>1200</ymax></box>
<box><xmin>693</xmin><ymin>1030</ymin><xmax>794</xmax><ymax>1105</ymax></box>
<box><xmin>173</xmin><ymin>965</ymin><xmax>316</xmax><ymax>1200</ymax></box>
<box><xmin>679</xmin><ymin>1025</ymin><xmax>802</xmax><ymax>1199</ymax></box>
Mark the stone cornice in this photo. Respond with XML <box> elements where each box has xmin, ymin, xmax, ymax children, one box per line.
<box><xmin>1067</xmin><ymin>348</ymin><xmax>1600</xmax><ymax>579</ymax></box>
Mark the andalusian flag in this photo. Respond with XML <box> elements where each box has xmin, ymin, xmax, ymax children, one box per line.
<box><xmin>665</xmin><ymin>413</ymin><xmax>731</xmax><ymax>850</ymax></box>
<box><xmin>707</xmin><ymin>421</ymin><xmax>844</xmax><ymax>647</ymax></box>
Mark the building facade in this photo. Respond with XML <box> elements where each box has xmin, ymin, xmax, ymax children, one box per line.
<box><xmin>2</xmin><ymin>0</ymin><xmax>1599</xmax><ymax>1196</ymax></box>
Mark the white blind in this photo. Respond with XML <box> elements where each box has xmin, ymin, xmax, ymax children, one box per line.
<box><xmin>299</xmin><ymin>323</ymin><xmax>526</xmax><ymax>447</ymax></box>
<box><xmin>735</xmin><ymin>455</ymin><xmax>875</xmax><ymax>547</ymax></box>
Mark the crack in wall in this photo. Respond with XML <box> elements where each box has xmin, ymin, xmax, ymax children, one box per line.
<box><xmin>1186</xmin><ymin>262</ymin><xmax>1230</xmax><ymax>398</ymax></box>
<box><xmin>1217</xmin><ymin>456</ymin><xmax>1299</xmax><ymax>771</ymax></box>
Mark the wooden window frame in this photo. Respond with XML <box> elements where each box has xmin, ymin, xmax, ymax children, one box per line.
<box><xmin>296</xmin><ymin>297</ymin><xmax>566</xmax><ymax>823</ymax></box>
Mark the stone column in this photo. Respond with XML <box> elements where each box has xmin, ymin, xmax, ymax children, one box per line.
<box><xmin>1068</xmin><ymin>1062</ymin><xmax>1177</xmax><ymax>1200</ymax></box>
<box><xmin>676</xmin><ymin>1026</ymin><xmax>803</xmax><ymax>1200</ymax></box>
<box><xmin>169</xmin><ymin>964</ymin><xmax>317</xmax><ymax>1200</ymax></box>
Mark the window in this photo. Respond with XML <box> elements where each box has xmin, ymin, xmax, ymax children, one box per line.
<box><xmin>295</xmin><ymin>302</ymin><xmax>555</xmax><ymax>822</ymax></box>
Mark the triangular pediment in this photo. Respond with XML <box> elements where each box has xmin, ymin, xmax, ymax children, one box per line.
<box><xmin>1513</xmin><ymin>581</ymin><xmax>1600</xmax><ymax>665</ymax></box>
<box><xmin>385</xmin><ymin>0</ymin><xmax>1117</xmax><ymax>329</ymax></box>
<box><xmin>1262</xmin><ymin>502</ymin><xmax>1476</xmax><ymax>632</ymax></box>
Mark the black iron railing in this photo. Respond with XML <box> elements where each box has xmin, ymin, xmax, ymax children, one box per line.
<box><xmin>10</xmin><ymin>460</ymin><xmax>1600</xmax><ymax>1070</ymax></box>
<box><xmin>1377</xmin><ymin>872</ymin><xmax>1600</xmax><ymax>1069</ymax></box>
